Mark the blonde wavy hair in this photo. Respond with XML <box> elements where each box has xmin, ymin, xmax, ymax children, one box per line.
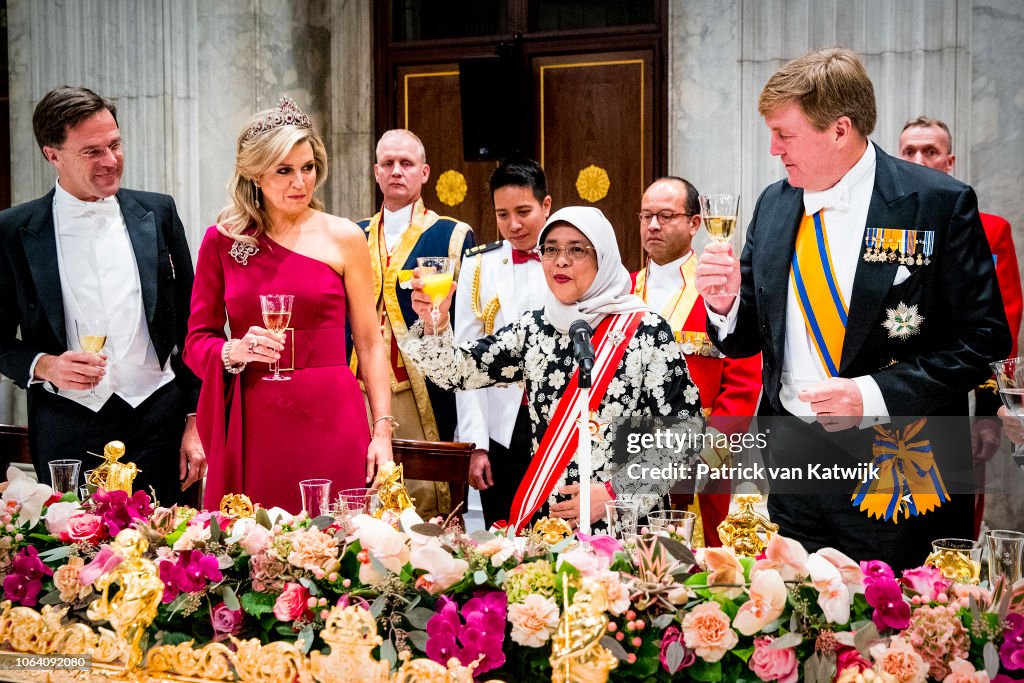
<box><xmin>217</xmin><ymin>110</ymin><xmax>329</xmax><ymax>245</ymax></box>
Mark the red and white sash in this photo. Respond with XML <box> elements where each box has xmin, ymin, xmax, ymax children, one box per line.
<box><xmin>508</xmin><ymin>311</ymin><xmax>646</xmax><ymax>532</ymax></box>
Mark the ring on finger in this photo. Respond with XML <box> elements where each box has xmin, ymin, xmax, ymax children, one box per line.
<box><xmin>248</xmin><ymin>338</ymin><xmax>258</xmax><ymax>352</ymax></box>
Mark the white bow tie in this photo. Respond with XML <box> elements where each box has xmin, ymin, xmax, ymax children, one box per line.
<box><xmin>803</xmin><ymin>183</ymin><xmax>850</xmax><ymax>216</ymax></box>
<box><xmin>57</xmin><ymin>196</ymin><xmax>121</xmax><ymax>231</ymax></box>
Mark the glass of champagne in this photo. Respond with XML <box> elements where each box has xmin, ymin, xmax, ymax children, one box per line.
<box><xmin>992</xmin><ymin>356</ymin><xmax>1024</xmax><ymax>426</ymax></box>
<box><xmin>259</xmin><ymin>294</ymin><xmax>294</xmax><ymax>382</ymax></box>
<box><xmin>416</xmin><ymin>257</ymin><xmax>454</xmax><ymax>329</ymax></box>
<box><xmin>699</xmin><ymin>193</ymin><xmax>740</xmax><ymax>297</ymax></box>
<box><xmin>75</xmin><ymin>319</ymin><xmax>107</xmax><ymax>397</ymax></box>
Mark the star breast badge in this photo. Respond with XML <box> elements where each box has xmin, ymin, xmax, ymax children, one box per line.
<box><xmin>882</xmin><ymin>302</ymin><xmax>924</xmax><ymax>339</ymax></box>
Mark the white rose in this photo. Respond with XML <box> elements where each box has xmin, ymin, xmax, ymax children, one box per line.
<box><xmin>44</xmin><ymin>501</ymin><xmax>82</xmax><ymax>536</ymax></box>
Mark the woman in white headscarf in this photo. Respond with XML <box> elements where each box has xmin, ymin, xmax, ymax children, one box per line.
<box><xmin>400</xmin><ymin>207</ymin><xmax>704</xmax><ymax>530</ymax></box>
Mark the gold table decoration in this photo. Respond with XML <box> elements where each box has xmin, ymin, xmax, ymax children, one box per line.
<box><xmin>88</xmin><ymin>442</ymin><xmax>139</xmax><ymax>494</ymax></box>
<box><xmin>373</xmin><ymin>462</ymin><xmax>416</xmax><ymax>518</ymax></box>
<box><xmin>549</xmin><ymin>583</ymin><xmax>617</xmax><ymax>683</ymax></box>
<box><xmin>218</xmin><ymin>494</ymin><xmax>255</xmax><ymax>520</ymax></box>
<box><xmin>529</xmin><ymin>517</ymin><xmax>574</xmax><ymax>547</ymax></box>
<box><xmin>716</xmin><ymin>493</ymin><xmax>778</xmax><ymax>557</ymax></box>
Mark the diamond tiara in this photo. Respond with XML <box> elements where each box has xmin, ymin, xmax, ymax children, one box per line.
<box><xmin>243</xmin><ymin>96</ymin><xmax>312</xmax><ymax>141</ymax></box>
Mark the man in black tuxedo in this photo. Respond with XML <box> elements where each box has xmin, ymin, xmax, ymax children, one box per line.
<box><xmin>0</xmin><ymin>86</ymin><xmax>204</xmax><ymax>504</ymax></box>
<box><xmin>696</xmin><ymin>49</ymin><xmax>1010</xmax><ymax>569</ymax></box>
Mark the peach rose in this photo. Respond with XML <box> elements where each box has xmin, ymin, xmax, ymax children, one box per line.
<box><xmin>508</xmin><ymin>594</ymin><xmax>560</xmax><ymax>648</ymax></box>
<box><xmin>272</xmin><ymin>582</ymin><xmax>311</xmax><ymax>622</ymax></box>
<box><xmin>287</xmin><ymin>528</ymin><xmax>340</xmax><ymax>575</ymax></box>
<box><xmin>682</xmin><ymin>601</ymin><xmax>739</xmax><ymax>662</ymax></box>
<box><xmin>588</xmin><ymin>570</ymin><xmax>631</xmax><ymax>616</ymax></box>
<box><xmin>870</xmin><ymin>636</ymin><xmax>928</xmax><ymax>683</ymax></box>
<box><xmin>942</xmin><ymin>658</ymin><xmax>989</xmax><ymax>683</ymax></box>
<box><xmin>53</xmin><ymin>556</ymin><xmax>91</xmax><ymax>602</ymax></box>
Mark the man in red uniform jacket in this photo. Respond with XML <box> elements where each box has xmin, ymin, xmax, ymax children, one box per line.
<box><xmin>899</xmin><ymin>115</ymin><xmax>1022</xmax><ymax>535</ymax></box>
<box><xmin>631</xmin><ymin>177</ymin><xmax>762</xmax><ymax>545</ymax></box>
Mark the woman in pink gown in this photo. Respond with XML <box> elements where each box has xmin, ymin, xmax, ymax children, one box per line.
<box><xmin>185</xmin><ymin>98</ymin><xmax>393</xmax><ymax>512</ymax></box>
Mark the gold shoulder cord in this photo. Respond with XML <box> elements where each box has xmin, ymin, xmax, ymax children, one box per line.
<box><xmin>470</xmin><ymin>252</ymin><xmax>501</xmax><ymax>335</ymax></box>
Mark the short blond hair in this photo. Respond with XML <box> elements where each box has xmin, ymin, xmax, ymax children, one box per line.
<box><xmin>758</xmin><ymin>47</ymin><xmax>876</xmax><ymax>137</ymax></box>
<box><xmin>375</xmin><ymin>129</ymin><xmax>426</xmax><ymax>163</ymax></box>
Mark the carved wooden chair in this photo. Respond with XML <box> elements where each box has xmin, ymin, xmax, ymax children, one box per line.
<box><xmin>0</xmin><ymin>423</ymin><xmax>30</xmax><ymax>473</ymax></box>
<box><xmin>391</xmin><ymin>438</ymin><xmax>474</xmax><ymax>518</ymax></box>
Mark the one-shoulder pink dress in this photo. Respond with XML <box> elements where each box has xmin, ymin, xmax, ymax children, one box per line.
<box><xmin>185</xmin><ymin>226</ymin><xmax>370</xmax><ymax>512</ymax></box>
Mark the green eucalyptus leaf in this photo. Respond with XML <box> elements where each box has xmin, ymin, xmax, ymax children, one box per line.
<box><xmin>406</xmin><ymin>630</ymin><xmax>429</xmax><ymax>652</ymax></box>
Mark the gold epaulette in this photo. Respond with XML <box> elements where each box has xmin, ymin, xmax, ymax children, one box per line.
<box><xmin>468</xmin><ymin>246</ymin><xmax>504</xmax><ymax>335</ymax></box>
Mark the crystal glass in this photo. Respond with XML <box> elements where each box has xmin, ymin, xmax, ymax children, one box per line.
<box><xmin>49</xmin><ymin>459</ymin><xmax>82</xmax><ymax>496</ymax></box>
<box><xmin>260</xmin><ymin>294</ymin><xmax>294</xmax><ymax>382</ymax></box>
<box><xmin>926</xmin><ymin>538</ymin><xmax>982</xmax><ymax>584</ymax></box>
<box><xmin>646</xmin><ymin>509</ymin><xmax>697</xmax><ymax>547</ymax></box>
<box><xmin>416</xmin><ymin>257</ymin><xmax>454</xmax><ymax>329</ymax></box>
<box><xmin>992</xmin><ymin>357</ymin><xmax>1024</xmax><ymax>426</ymax></box>
<box><xmin>699</xmin><ymin>193</ymin><xmax>740</xmax><ymax>297</ymax></box>
<box><xmin>75</xmin><ymin>319</ymin><xmax>108</xmax><ymax>397</ymax></box>
<box><xmin>986</xmin><ymin>529</ymin><xmax>1024</xmax><ymax>586</ymax></box>
<box><xmin>299</xmin><ymin>478</ymin><xmax>332</xmax><ymax>518</ymax></box>
<box><xmin>604</xmin><ymin>500</ymin><xmax>639</xmax><ymax>541</ymax></box>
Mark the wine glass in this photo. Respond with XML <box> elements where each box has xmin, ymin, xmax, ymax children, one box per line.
<box><xmin>699</xmin><ymin>193</ymin><xmax>740</xmax><ymax>297</ymax></box>
<box><xmin>75</xmin><ymin>319</ymin><xmax>108</xmax><ymax>397</ymax></box>
<box><xmin>416</xmin><ymin>257</ymin><xmax>454</xmax><ymax>329</ymax></box>
<box><xmin>992</xmin><ymin>357</ymin><xmax>1024</xmax><ymax>426</ymax></box>
<box><xmin>259</xmin><ymin>294</ymin><xmax>294</xmax><ymax>382</ymax></box>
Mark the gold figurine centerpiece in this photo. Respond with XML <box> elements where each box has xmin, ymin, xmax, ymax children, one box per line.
<box><xmin>89</xmin><ymin>440</ymin><xmax>140</xmax><ymax>493</ymax></box>
<box><xmin>550</xmin><ymin>583</ymin><xmax>618</xmax><ymax>683</ymax></box>
<box><xmin>220</xmin><ymin>493</ymin><xmax>256</xmax><ymax>519</ymax></box>
<box><xmin>717</xmin><ymin>492</ymin><xmax>778</xmax><ymax>557</ymax></box>
<box><xmin>374</xmin><ymin>461</ymin><xmax>416</xmax><ymax>518</ymax></box>
<box><xmin>530</xmin><ymin>517</ymin><xmax>574</xmax><ymax>547</ymax></box>
<box><xmin>86</xmin><ymin>529</ymin><xmax>164</xmax><ymax>674</ymax></box>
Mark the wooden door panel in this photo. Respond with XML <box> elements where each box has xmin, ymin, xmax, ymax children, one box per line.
<box><xmin>396</xmin><ymin>64</ymin><xmax>497</xmax><ymax>244</ymax></box>
<box><xmin>533</xmin><ymin>51</ymin><xmax>653</xmax><ymax>271</ymax></box>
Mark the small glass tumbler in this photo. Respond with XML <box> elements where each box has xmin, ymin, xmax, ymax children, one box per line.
<box><xmin>646</xmin><ymin>509</ymin><xmax>697</xmax><ymax>547</ymax></box>
<box><xmin>299</xmin><ymin>478</ymin><xmax>332</xmax><ymax>518</ymax></box>
<box><xmin>986</xmin><ymin>529</ymin><xmax>1024</xmax><ymax>586</ymax></box>
<box><xmin>49</xmin><ymin>459</ymin><xmax>82</xmax><ymax>496</ymax></box>
<box><xmin>604</xmin><ymin>500</ymin><xmax>639</xmax><ymax>541</ymax></box>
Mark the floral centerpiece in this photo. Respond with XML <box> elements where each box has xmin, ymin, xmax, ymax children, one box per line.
<box><xmin>1</xmin><ymin>466</ymin><xmax>1023</xmax><ymax>682</ymax></box>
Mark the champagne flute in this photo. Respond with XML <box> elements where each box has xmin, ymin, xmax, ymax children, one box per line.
<box><xmin>991</xmin><ymin>356</ymin><xmax>1024</xmax><ymax>427</ymax></box>
<box><xmin>416</xmin><ymin>257</ymin><xmax>454</xmax><ymax>329</ymax></box>
<box><xmin>699</xmin><ymin>193</ymin><xmax>740</xmax><ymax>297</ymax></box>
<box><xmin>259</xmin><ymin>294</ymin><xmax>294</xmax><ymax>382</ymax></box>
<box><xmin>75</xmin><ymin>319</ymin><xmax>107</xmax><ymax>397</ymax></box>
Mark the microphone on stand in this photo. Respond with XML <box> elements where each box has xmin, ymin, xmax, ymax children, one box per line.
<box><xmin>569</xmin><ymin>320</ymin><xmax>595</xmax><ymax>388</ymax></box>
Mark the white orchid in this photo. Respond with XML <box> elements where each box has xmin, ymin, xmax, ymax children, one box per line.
<box><xmin>2</xmin><ymin>466</ymin><xmax>53</xmax><ymax>527</ymax></box>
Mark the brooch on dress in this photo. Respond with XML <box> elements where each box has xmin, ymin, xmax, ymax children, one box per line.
<box><xmin>608</xmin><ymin>330</ymin><xmax>626</xmax><ymax>347</ymax></box>
<box><xmin>882</xmin><ymin>302</ymin><xmax>924</xmax><ymax>339</ymax></box>
<box><xmin>229</xmin><ymin>239</ymin><xmax>259</xmax><ymax>266</ymax></box>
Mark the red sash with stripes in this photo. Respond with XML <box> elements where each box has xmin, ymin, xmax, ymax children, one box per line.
<box><xmin>508</xmin><ymin>311</ymin><xmax>646</xmax><ymax>532</ymax></box>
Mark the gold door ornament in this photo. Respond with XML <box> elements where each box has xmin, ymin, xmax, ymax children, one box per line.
<box><xmin>575</xmin><ymin>165</ymin><xmax>610</xmax><ymax>203</ymax></box>
<box><xmin>435</xmin><ymin>170</ymin><xmax>468</xmax><ymax>207</ymax></box>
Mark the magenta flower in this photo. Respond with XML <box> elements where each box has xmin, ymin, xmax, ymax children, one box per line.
<box><xmin>659</xmin><ymin>625</ymin><xmax>696</xmax><ymax>674</ymax></box>
<box><xmin>158</xmin><ymin>550</ymin><xmax>223</xmax><ymax>603</ymax></box>
<box><xmin>577</xmin><ymin>532</ymin><xmax>624</xmax><ymax>559</ymax></box>
<box><xmin>860</xmin><ymin>560</ymin><xmax>896</xmax><ymax>583</ymax></box>
<box><xmin>864</xmin><ymin>577</ymin><xmax>910</xmax><ymax>631</ymax></box>
<box><xmin>2</xmin><ymin>546</ymin><xmax>53</xmax><ymax>606</ymax></box>
<box><xmin>1002</xmin><ymin>613</ymin><xmax>1024</xmax><ymax>671</ymax></box>
<box><xmin>424</xmin><ymin>592</ymin><xmax>506</xmax><ymax>674</ymax></box>
<box><xmin>91</xmin><ymin>488</ymin><xmax>153</xmax><ymax>536</ymax></box>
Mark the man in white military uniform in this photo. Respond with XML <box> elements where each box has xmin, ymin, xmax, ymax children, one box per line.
<box><xmin>454</xmin><ymin>159</ymin><xmax>552</xmax><ymax>527</ymax></box>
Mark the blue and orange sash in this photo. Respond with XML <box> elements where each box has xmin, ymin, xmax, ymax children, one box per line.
<box><xmin>790</xmin><ymin>211</ymin><xmax>848</xmax><ymax>377</ymax></box>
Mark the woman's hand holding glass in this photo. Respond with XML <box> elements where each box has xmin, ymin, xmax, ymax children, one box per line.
<box><xmin>410</xmin><ymin>266</ymin><xmax>457</xmax><ymax>334</ymax></box>
<box><xmin>228</xmin><ymin>325</ymin><xmax>285</xmax><ymax>366</ymax></box>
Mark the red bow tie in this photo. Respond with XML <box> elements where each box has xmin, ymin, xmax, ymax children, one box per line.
<box><xmin>512</xmin><ymin>249</ymin><xmax>540</xmax><ymax>264</ymax></box>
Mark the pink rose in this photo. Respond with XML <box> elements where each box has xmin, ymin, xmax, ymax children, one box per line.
<box><xmin>64</xmin><ymin>513</ymin><xmax>104</xmax><ymax>544</ymax></box>
<box><xmin>900</xmin><ymin>565</ymin><xmax>951</xmax><ymax>602</ymax></box>
<box><xmin>835</xmin><ymin>646</ymin><xmax>871</xmax><ymax>679</ymax></box>
<box><xmin>749</xmin><ymin>636</ymin><xmax>799</xmax><ymax>683</ymax></box>
<box><xmin>210</xmin><ymin>603</ymin><xmax>244</xmax><ymax>637</ymax></box>
<box><xmin>272</xmin><ymin>582</ymin><xmax>311</xmax><ymax>622</ymax></box>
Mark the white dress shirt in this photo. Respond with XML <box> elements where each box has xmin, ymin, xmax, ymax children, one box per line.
<box><xmin>382</xmin><ymin>203</ymin><xmax>416</xmax><ymax>252</ymax></box>
<box><xmin>644</xmin><ymin>251</ymin><xmax>692</xmax><ymax>314</ymax></box>
<box><xmin>708</xmin><ymin>143</ymin><xmax>888</xmax><ymax>422</ymax></box>
<box><xmin>34</xmin><ymin>182</ymin><xmax>175</xmax><ymax>412</ymax></box>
